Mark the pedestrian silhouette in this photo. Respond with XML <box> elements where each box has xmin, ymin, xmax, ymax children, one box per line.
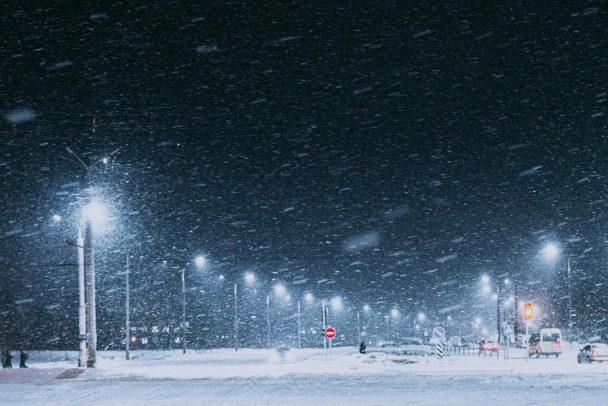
<box><xmin>359</xmin><ymin>341</ymin><xmax>367</xmax><ymax>354</ymax></box>
<box><xmin>4</xmin><ymin>350</ymin><xmax>12</xmax><ymax>368</ymax></box>
<box><xmin>19</xmin><ymin>350</ymin><xmax>28</xmax><ymax>368</ymax></box>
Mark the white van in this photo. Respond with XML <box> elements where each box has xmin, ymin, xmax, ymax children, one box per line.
<box><xmin>529</xmin><ymin>328</ymin><xmax>562</xmax><ymax>358</ymax></box>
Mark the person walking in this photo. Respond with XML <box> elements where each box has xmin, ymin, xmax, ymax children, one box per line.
<box><xmin>4</xmin><ymin>350</ymin><xmax>12</xmax><ymax>368</ymax></box>
<box><xmin>19</xmin><ymin>350</ymin><xmax>28</xmax><ymax>368</ymax></box>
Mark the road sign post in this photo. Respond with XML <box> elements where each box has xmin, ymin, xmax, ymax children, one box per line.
<box><xmin>325</xmin><ymin>328</ymin><xmax>336</xmax><ymax>361</ymax></box>
<box><xmin>433</xmin><ymin>327</ymin><xmax>445</xmax><ymax>361</ymax></box>
<box><xmin>503</xmin><ymin>325</ymin><xmax>514</xmax><ymax>360</ymax></box>
<box><xmin>436</xmin><ymin>342</ymin><xmax>443</xmax><ymax>359</ymax></box>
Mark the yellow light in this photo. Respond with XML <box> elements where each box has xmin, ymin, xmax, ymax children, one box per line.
<box><xmin>524</xmin><ymin>303</ymin><xmax>533</xmax><ymax>320</ymax></box>
<box><xmin>131</xmin><ymin>336</ymin><xmax>137</xmax><ymax>342</ymax></box>
<box><xmin>102</xmin><ymin>158</ymin><xmax>108</xmax><ymax>164</ymax></box>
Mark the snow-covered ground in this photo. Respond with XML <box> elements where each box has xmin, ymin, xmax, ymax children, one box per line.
<box><xmin>1</xmin><ymin>345</ymin><xmax>607</xmax><ymax>405</ymax></box>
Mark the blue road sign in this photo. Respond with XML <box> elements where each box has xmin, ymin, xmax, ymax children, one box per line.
<box><xmin>503</xmin><ymin>325</ymin><xmax>514</xmax><ymax>335</ymax></box>
<box><xmin>433</xmin><ymin>327</ymin><xmax>445</xmax><ymax>338</ymax></box>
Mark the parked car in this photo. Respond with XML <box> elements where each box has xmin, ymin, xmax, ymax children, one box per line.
<box><xmin>529</xmin><ymin>328</ymin><xmax>562</xmax><ymax>358</ymax></box>
<box><xmin>577</xmin><ymin>343</ymin><xmax>608</xmax><ymax>363</ymax></box>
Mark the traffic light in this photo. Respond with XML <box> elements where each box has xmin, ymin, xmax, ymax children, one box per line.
<box><xmin>524</xmin><ymin>303</ymin><xmax>533</xmax><ymax>320</ymax></box>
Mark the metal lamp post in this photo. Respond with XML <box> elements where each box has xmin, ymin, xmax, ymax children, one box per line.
<box><xmin>65</xmin><ymin>146</ymin><xmax>118</xmax><ymax>368</ymax></box>
<box><xmin>76</xmin><ymin>229</ymin><xmax>86</xmax><ymax>367</ymax></box>
<box><xmin>181</xmin><ymin>268</ymin><xmax>187</xmax><ymax>354</ymax></box>
<box><xmin>125</xmin><ymin>254</ymin><xmax>130</xmax><ymax>361</ymax></box>
<box><xmin>266</xmin><ymin>295</ymin><xmax>271</xmax><ymax>349</ymax></box>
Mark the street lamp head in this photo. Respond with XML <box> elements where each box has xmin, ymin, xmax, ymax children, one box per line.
<box><xmin>245</xmin><ymin>272</ymin><xmax>255</xmax><ymax>284</ymax></box>
<box><xmin>504</xmin><ymin>278</ymin><xmax>510</xmax><ymax>285</ymax></box>
<box><xmin>304</xmin><ymin>292</ymin><xmax>314</xmax><ymax>303</ymax></box>
<box><xmin>418</xmin><ymin>312</ymin><xmax>425</xmax><ymax>321</ymax></box>
<box><xmin>274</xmin><ymin>283</ymin><xmax>286</xmax><ymax>296</ymax></box>
<box><xmin>52</xmin><ymin>214</ymin><xmax>62</xmax><ymax>222</ymax></box>
<box><xmin>541</xmin><ymin>243</ymin><xmax>559</xmax><ymax>262</ymax></box>
<box><xmin>330</xmin><ymin>296</ymin><xmax>343</xmax><ymax>311</ymax></box>
<box><xmin>83</xmin><ymin>200</ymin><xmax>108</xmax><ymax>228</ymax></box>
<box><xmin>363</xmin><ymin>304</ymin><xmax>370</xmax><ymax>312</ymax></box>
<box><xmin>195</xmin><ymin>255</ymin><xmax>207</xmax><ymax>269</ymax></box>
<box><xmin>390</xmin><ymin>308</ymin><xmax>399</xmax><ymax>318</ymax></box>
<box><xmin>482</xmin><ymin>285</ymin><xmax>492</xmax><ymax>295</ymax></box>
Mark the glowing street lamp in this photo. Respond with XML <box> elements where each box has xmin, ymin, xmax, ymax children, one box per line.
<box><xmin>541</xmin><ymin>243</ymin><xmax>559</xmax><ymax>262</ymax></box>
<box><xmin>274</xmin><ymin>283</ymin><xmax>287</xmax><ymax>296</ymax></box>
<box><xmin>330</xmin><ymin>296</ymin><xmax>343</xmax><ymax>311</ymax></box>
<box><xmin>195</xmin><ymin>255</ymin><xmax>207</xmax><ymax>269</ymax></box>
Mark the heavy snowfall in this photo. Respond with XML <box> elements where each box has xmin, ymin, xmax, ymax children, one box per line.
<box><xmin>2</xmin><ymin>1</ymin><xmax>608</xmax><ymax>404</ymax></box>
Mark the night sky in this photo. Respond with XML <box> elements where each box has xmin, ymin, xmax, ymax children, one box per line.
<box><xmin>1</xmin><ymin>1</ymin><xmax>608</xmax><ymax>349</ymax></box>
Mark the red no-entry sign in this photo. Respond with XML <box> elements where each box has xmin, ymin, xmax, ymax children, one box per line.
<box><xmin>325</xmin><ymin>327</ymin><xmax>336</xmax><ymax>338</ymax></box>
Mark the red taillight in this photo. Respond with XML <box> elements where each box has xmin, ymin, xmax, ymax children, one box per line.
<box><xmin>539</xmin><ymin>343</ymin><xmax>542</xmax><ymax>348</ymax></box>
<box><xmin>483</xmin><ymin>344</ymin><xmax>488</xmax><ymax>349</ymax></box>
<box><xmin>592</xmin><ymin>351</ymin><xmax>598</xmax><ymax>356</ymax></box>
<box><xmin>554</xmin><ymin>341</ymin><xmax>562</xmax><ymax>348</ymax></box>
<box><xmin>493</xmin><ymin>343</ymin><xmax>498</xmax><ymax>349</ymax></box>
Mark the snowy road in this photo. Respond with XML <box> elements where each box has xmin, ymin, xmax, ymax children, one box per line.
<box><xmin>5</xmin><ymin>372</ymin><xmax>608</xmax><ymax>405</ymax></box>
<box><xmin>2</xmin><ymin>348</ymin><xmax>607</xmax><ymax>405</ymax></box>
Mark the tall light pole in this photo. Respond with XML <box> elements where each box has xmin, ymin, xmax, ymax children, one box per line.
<box><xmin>234</xmin><ymin>272</ymin><xmax>255</xmax><ymax>351</ymax></box>
<box><xmin>356</xmin><ymin>312</ymin><xmax>360</xmax><ymax>347</ymax></box>
<box><xmin>77</xmin><ymin>228</ymin><xmax>86</xmax><ymax>367</ymax></box>
<box><xmin>567</xmin><ymin>258</ymin><xmax>572</xmax><ymax>329</ymax></box>
<box><xmin>266</xmin><ymin>295</ymin><xmax>271</xmax><ymax>348</ymax></box>
<box><xmin>323</xmin><ymin>300</ymin><xmax>328</xmax><ymax>360</ymax></box>
<box><xmin>482</xmin><ymin>274</ymin><xmax>509</xmax><ymax>344</ymax></box>
<box><xmin>83</xmin><ymin>199</ymin><xmax>97</xmax><ymax>367</ymax></box>
<box><xmin>125</xmin><ymin>253</ymin><xmax>130</xmax><ymax>360</ymax></box>
<box><xmin>385</xmin><ymin>315</ymin><xmax>389</xmax><ymax>342</ymax></box>
<box><xmin>542</xmin><ymin>242</ymin><xmax>572</xmax><ymax>331</ymax></box>
<box><xmin>496</xmin><ymin>286</ymin><xmax>500</xmax><ymax>344</ymax></box>
<box><xmin>297</xmin><ymin>300</ymin><xmax>301</xmax><ymax>349</ymax></box>
<box><xmin>181</xmin><ymin>268</ymin><xmax>187</xmax><ymax>354</ymax></box>
<box><xmin>234</xmin><ymin>283</ymin><xmax>238</xmax><ymax>351</ymax></box>
<box><xmin>65</xmin><ymin>146</ymin><xmax>117</xmax><ymax>368</ymax></box>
